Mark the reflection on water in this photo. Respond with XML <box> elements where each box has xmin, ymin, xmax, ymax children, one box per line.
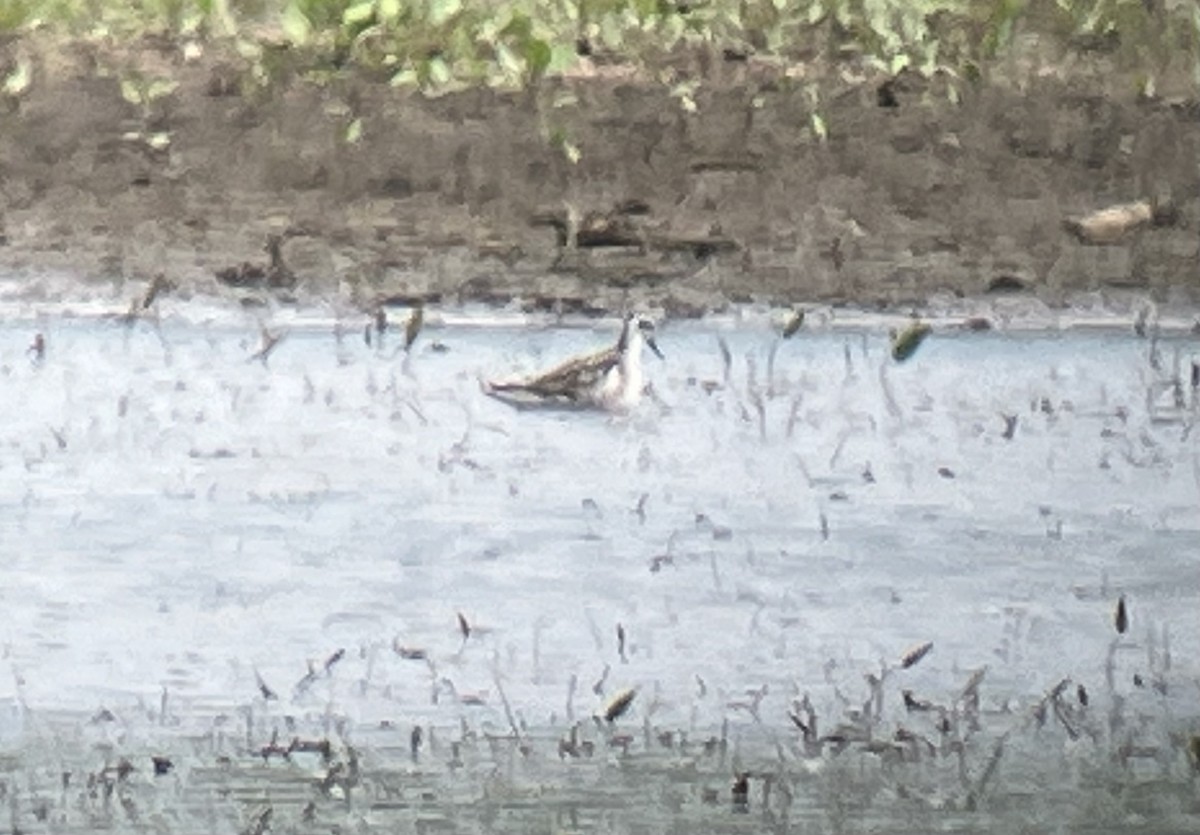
<box><xmin>0</xmin><ymin>309</ymin><xmax>1197</xmax><ymax>832</ymax></box>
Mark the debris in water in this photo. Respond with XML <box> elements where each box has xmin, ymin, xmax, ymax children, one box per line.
<box><xmin>1077</xmin><ymin>684</ymin><xmax>1089</xmax><ymax>707</ymax></box>
<box><xmin>151</xmin><ymin>756</ymin><xmax>173</xmax><ymax>776</ymax></box>
<box><xmin>405</xmin><ymin>305</ymin><xmax>424</xmax><ymax>352</ymax></box>
<box><xmin>393</xmin><ymin>642</ymin><xmax>428</xmax><ymax>660</ymax></box>
<box><xmin>731</xmin><ymin>772</ymin><xmax>750</xmax><ymax>811</ymax></box>
<box><xmin>244</xmin><ymin>804</ymin><xmax>273</xmax><ymax>835</ymax></box>
<box><xmin>633</xmin><ymin>492</ymin><xmax>649</xmax><ymax>524</ymax></box>
<box><xmin>1001</xmin><ymin>413</ymin><xmax>1018</xmax><ymax>440</ymax></box>
<box><xmin>457</xmin><ymin>612</ymin><xmax>471</xmax><ymax>644</ymax></box>
<box><xmin>1133</xmin><ymin>306</ymin><xmax>1150</xmax><ymax>339</ymax></box>
<box><xmin>937</xmin><ymin>467</ymin><xmax>955</xmax><ymax>479</ymax></box>
<box><xmin>781</xmin><ymin>308</ymin><xmax>805</xmax><ymax>339</ymax></box>
<box><xmin>248</xmin><ymin>323</ymin><xmax>284</xmax><ymax>365</ymax></box>
<box><xmin>1115</xmin><ymin>595</ymin><xmax>1128</xmax><ymax>635</ymax></box>
<box><xmin>900</xmin><ymin>641</ymin><xmax>934</xmax><ymax>669</ymax></box>
<box><xmin>323</xmin><ymin>648</ymin><xmax>345</xmax><ymax>674</ymax></box>
<box><xmin>902</xmin><ymin>689</ymin><xmax>935</xmax><ymax>712</ymax></box>
<box><xmin>716</xmin><ymin>336</ymin><xmax>732</xmax><ymax>383</ymax></box>
<box><xmin>28</xmin><ymin>332</ymin><xmax>45</xmax><ymax>361</ymax></box>
<box><xmin>648</xmin><ymin>554</ymin><xmax>674</xmax><ymax>573</ymax></box>
<box><xmin>599</xmin><ymin>686</ymin><xmax>637</xmax><ymax>722</ymax></box>
<box><xmin>254</xmin><ymin>669</ymin><xmax>278</xmax><ymax>700</ymax></box>
<box><xmin>592</xmin><ymin>664</ymin><xmax>609</xmax><ymax>696</ymax></box>
<box><xmin>891</xmin><ymin>320</ymin><xmax>932</xmax><ymax>362</ymax></box>
<box><xmin>140</xmin><ymin>273</ymin><xmax>171</xmax><ymax>310</ymax></box>
<box><xmin>616</xmin><ymin>623</ymin><xmax>627</xmax><ymax>664</ymax></box>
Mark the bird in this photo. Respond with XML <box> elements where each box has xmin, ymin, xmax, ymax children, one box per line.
<box><xmin>482</xmin><ymin>314</ymin><xmax>664</xmax><ymax>412</ymax></box>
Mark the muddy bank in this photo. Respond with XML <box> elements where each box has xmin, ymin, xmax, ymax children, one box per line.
<box><xmin>1</xmin><ymin>34</ymin><xmax>1199</xmax><ymax>317</ymax></box>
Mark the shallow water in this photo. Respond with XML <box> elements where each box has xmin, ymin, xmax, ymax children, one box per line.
<box><xmin>0</xmin><ymin>305</ymin><xmax>1197</xmax><ymax>833</ymax></box>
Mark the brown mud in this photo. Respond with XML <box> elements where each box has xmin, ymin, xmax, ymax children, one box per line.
<box><xmin>2</xmin><ymin>33</ymin><xmax>1199</xmax><ymax>318</ymax></box>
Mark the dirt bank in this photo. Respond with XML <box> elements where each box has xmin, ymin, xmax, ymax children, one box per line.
<box><xmin>1</xmin><ymin>33</ymin><xmax>1199</xmax><ymax>317</ymax></box>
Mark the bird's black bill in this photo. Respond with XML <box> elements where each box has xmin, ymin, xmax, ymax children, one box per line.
<box><xmin>647</xmin><ymin>336</ymin><xmax>665</xmax><ymax>359</ymax></box>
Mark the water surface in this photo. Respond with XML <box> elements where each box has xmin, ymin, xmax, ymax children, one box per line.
<box><xmin>0</xmin><ymin>307</ymin><xmax>1196</xmax><ymax>833</ymax></box>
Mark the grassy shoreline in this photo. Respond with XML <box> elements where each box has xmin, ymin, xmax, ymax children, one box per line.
<box><xmin>4</xmin><ymin>0</ymin><xmax>1199</xmax><ymax>99</ymax></box>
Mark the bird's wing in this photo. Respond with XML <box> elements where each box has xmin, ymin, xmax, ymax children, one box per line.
<box><xmin>491</xmin><ymin>346</ymin><xmax>620</xmax><ymax>400</ymax></box>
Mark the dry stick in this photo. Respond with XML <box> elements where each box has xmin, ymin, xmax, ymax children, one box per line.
<box><xmin>766</xmin><ymin>340</ymin><xmax>780</xmax><ymax>398</ymax></box>
<box><xmin>717</xmin><ymin>336</ymin><xmax>732</xmax><ymax>385</ymax></box>
<box><xmin>491</xmin><ymin>664</ymin><xmax>524</xmax><ymax>746</ymax></box>
<box><xmin>566</xmin><ymin>674</ymin><xmax>577</xmax><ymax>723</ymax></box>
<box><xmin>750</xmin><ymin>389</ymin><xmax>766</xmax><ymax>442</ymax></box>
<box><xmin>968</xmin><ymin>677</ymin><xmax>1070</xmax><ymax>808</ymax></box>
<box><xmin>249</xmin><ymin>327</ymin><xmax>284</xmax><ymax>366</ymax></box>
<box><xmin>785</xmin><ymin>395</ymin><xmax>803</xmax><ymax>439</ymax></box>
<box><xmin>531</xmin><ymin>619</ymin><xmax>544</xmax><ymax>684</ymax></box>
<box><xmin>1104</xmin><ymin>637</ymin><xmax>1119</xmax><ymax>693</ymax></box>
<box><xmin>828</xmin><ymin>428</ymin><xmax>851</xmax><ymax>470</ymax></box>
<box><xmin>878</xmin><ymin>360</ymin><xmax>902</xmax><ymax>420</ymax></box>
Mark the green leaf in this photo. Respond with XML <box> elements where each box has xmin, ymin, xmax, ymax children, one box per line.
<box><xmin>600</xmin><ymin>12</ymin><xmax>624</xmax><ymax>49</ymax></box>
<box><xmin>345</xmin><ymin>118</ymin><xmax>363</xmax><ymax>143</ymax></box>
<box><xmin>502</xmin><ymin>11</ymin><xmax>532</xmax><ymax>41</ymax></box>
<box><xmin>378</xmin><ymin>0</ymin><xmax>402</xmax><ymax>23</ymax></box>
<box><xmin>523</xmin><ymin>37</ymin><xmax>552</xmax><ymax>77</ymax></box>
<box><xmin>546</xmin><ymin>43</ymin><xmax>577</xmax><ymax>75</ymax></box>
<box><xmin>343</xmin><ymin>1</ymin><xmax>376</xmax><ymax>26</ymax></box>
<box><xmin>2</xmin><ymin>58</ymin><xmax>31</xmax><ymax>97</ymax></box>
<box><xmin>281</xmin><ymin>1</ymin><xmax>312</xmax><ymax>46</ymax></box>
<box><xmin>428</xmin><ymin>0</ymin><xmax>461</xmax><ymax>27</ymax></box>
<box><xmin>146</xmin><ymin>132</ymin><xmax>172</xmax><ymax>150</ymax></box>
<box><xmin>811</xmin><ymin>112</ymin><xmax>827</xmax><ymax>142</ymax></box>
<box><xmin>390</xmin><ymin>67</ymin><xmax>419</xmax><ymax>87</ymax></box>
<box><xmin>120</xmin><ymin>78</ymin><xmax>143</xmax><ymax>105</ymax></box>
<box><xmin>660</xmin><ymin>11</ymin><xmax>685</xmax><ymax>47</ymax></box>
<box><xmin>145</xmin><ymin>78</ymin><xmax>179</xmax><ymax>101</ymax></box>
<box><xmin>426</xmin><ymin>56</ymin><xmax>452</xmax><ymax>86</ymax></box>
<box><xmin>495</xmin><ymin>42</ymin><xmax>523</xmax><ymax>78</ymax></box>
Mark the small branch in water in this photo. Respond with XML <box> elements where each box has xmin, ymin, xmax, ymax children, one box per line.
<box><xmin>248</xmin><ymin>324</ymin><xmax>285</xmax><ymax>366</ymax></box>
<box><xmin>716</xmin><ymin>336</ymin><xmax>732</xmax><ymax>385</ymax></box>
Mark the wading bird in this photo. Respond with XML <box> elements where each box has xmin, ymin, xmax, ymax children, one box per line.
<box><xmin>483</xmin><ymin>314</ymin><xmax>664</xmax><ymax>412</ymax></box>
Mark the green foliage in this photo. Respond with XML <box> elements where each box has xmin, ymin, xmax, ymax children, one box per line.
<box><xmin>1</xmin><ymin>0</ymin><xmax>1198</xmax><ymax>95</ymax></box>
